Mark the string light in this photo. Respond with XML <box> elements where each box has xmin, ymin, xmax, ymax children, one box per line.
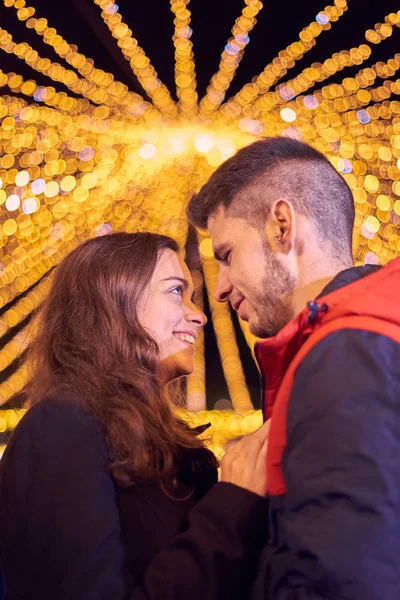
<box><xmin>0</xmin><ymin>276</ymin><xmax>49</xmax><ymax>340</ymax></box>
<box><xmin>0</xmin><ymin>27</ymin><xmax>152</xmax><ymax>117</ymax></box>
<box><xmin>223</xmin><ymin>0</ymin><xmax>349</xmax><ymax>118</ymax></box>
<box><xmin>0</xmin><ymin>69</ymin><xmax>101</xmax><ymax>115</ymax></box>
<box><xmin>199</xmin><ymin>234</ymin><xmax>254</xmax><ymax>411</ymax></box>
<box><xmin>186</xmin><ymin>268</ymin><xmax>206</xmax><ymax>411</ymax></box>
<box><xmin>198</xmin><ymin>0</ymin><xmax>263</xmax><ymax>118</ymax></box>
<box><xmin>248</xmin><ymin>12</ymin><xmax>400</xmax><ymax>118</ymax></box>
<box><xmin>0</xmin><ymin>403</ymin><xmax>263</xmax><ymax>460</ymax></box>
<box><xmin>94</xmin><ymin>0</ymin><xmax>177</xmax><ymax>119</ymax></box>
<box><xmin>0</xmin><ymin>2</ymin><xmax>399</xmax><ymax>449</ymax></box>
<box><xmin>0</xmin><ymin>324</ymin><xmax>32</xmax><ymax>373</ymax></box>
<box><xmin>0</xmin><ymin>364</ymin><xmax>29</xmax><ymax>406</ymax></box>
<box><xmin>3</xmin><ymin>0</ymin><xmax>148</xmax><ymax>118</ymax></box>
<box><xmin>171</xmin><ymin>0</ymin><xmax>198</xmax><ymax>118</ymax></box>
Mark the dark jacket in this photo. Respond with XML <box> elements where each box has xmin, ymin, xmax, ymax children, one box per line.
<box><xmin>252</xmin><ymin>259</ymin><xmax>400</xmax><ymax>600</ymax></box>
<box><xmin>0</xmin><ymin>394</ymin><xmax>269</xmax><ymax>600</ymax></box>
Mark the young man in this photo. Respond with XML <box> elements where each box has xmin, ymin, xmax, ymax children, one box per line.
<box><xmin>188</xmin><ymin>137</ymin><xmax>400</xmax><ymax>600</ymax></box>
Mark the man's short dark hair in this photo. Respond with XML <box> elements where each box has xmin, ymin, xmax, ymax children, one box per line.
<box><xmin>187</xmin><ymin>136</ymin><xmax>355</xmax><ymax>261</ymax></box>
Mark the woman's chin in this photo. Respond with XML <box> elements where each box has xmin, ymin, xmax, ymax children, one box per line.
<box><xmin>161</xmin><ymin>361</ymin><xmax>195</xmax><ymax>384</ymax></box>
<box><xmin>174</xmin><ymin>361</ymin><xmax>195</xmax><ymax>379</ymax></box>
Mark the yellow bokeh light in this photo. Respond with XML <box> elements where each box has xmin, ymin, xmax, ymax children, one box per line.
<box><xmin>365</xmin><ymin>215</ymin><xmax>380</xmax><ymax>234</ymax></box>
<box><xmin>138</xmin><ymin>143</ymin><xmax>157</xmax><ymax>159</ymax></box>
<box><xmin>378</xmin><ymin>146</ymin><xmax>392</xmax><ymax>161</ymax></box>
<box><xmin>199</xmin><ymin>238</ymin><xmax>214</xmax><ymax>258</ymax></box>
<box><xmin>0</xmin><ymin>0</ymin><xmax>399</xmax><ymax>417</ymax></box>
<box><xmin>364</xmin><ymin>175</ymin><xmax>379</xmax><ymax>193</ymax></box>
<box><xmin>206</xmin><ymin>147</ymin><xmax>224</xmax><ymax>168</ymax></box>
<box><xmin>15</xmin><ymin>170</ymin><xmax>30</xmax><ymax>187</ymax></box>
<box><xmin>194</xmin><ymin>135</ymin><xmax>214</xmax><ymax>153</ymax></box>
<box><xmin>44</xmin><ymin>181</ymin><xmax>59</xmax><ymax>198</ymax></box>
<box><xmin>81</xmin><ymin>173</ymin><xmax>98</xmax><ymax>189</ymax></box>
<box><xmin>168</xmin><ymin>137</ymin><xmax>186</xmax><ymax>154</ymax></box>
<box><xmin>60</xmin><ymin>175</ymin><xmax>77</xmax><ymax>192</ymax></box>
<box><xmin>3</xmin><ymin>219</ymin><xmax>18</xmax><ymax>236</ymax></box>
<box><xmin>280</xmin><ymin>107</ymin><xmax>297</xmax><ymax>122</ymax></box>
<box><xmin>376</xmin><ymin>195</ymin><xmax>391</xmax><ymax>211</ymax></box>
<box><xmin>73</xmin><ymin>186</ymin><xmax>89</xmax><ymax>203</ymax></box>
<box><xmin>393</xmin><ymin>181</ymin><xmax>400</xmax><ymax>197</ymax></box>
<box><xmin>5</xmin><ymin>195</ymin><xmax>21</xmax><ymax>211</ymax></box>
<box><xmin>22</xmin><ymin>197</ymin><xmax>39</xmax><ymax>214</ymax></box>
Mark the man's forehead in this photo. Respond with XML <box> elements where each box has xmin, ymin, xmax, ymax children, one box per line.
<box><xmin>208</xmin><ymin>206</ymin><xmax>246</xmax><ymax>241</ymax></box>
<box><xmin>208</xmin><ymin>211</ymin><xmax>228</xmax><ymax>248</ymax></box>
<box><xmin>207</xmin><ymin>205</ymin><xmax>235</xmax><ymax>233</ymax></box>
<box><xmin>207</xmin><ymin>211</ymin><xmax>238</xmax><ymax>260</ymax></box>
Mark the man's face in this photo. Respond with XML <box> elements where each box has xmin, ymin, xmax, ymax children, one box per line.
<box><xmin>208</xmin><ymin>206</ymin><xmax>296</xmax><ymax>338</ymax></box>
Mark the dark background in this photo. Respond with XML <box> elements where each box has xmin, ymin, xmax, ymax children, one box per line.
<box><xmin>2</xmin><ymin>0</ymin><xmax>399</xmax><ymax>101</ymax></box>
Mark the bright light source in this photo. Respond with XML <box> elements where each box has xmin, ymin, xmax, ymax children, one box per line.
<box><xmin>194</xmin><ymin>135</ymin><xmax>214</xmax><ymax>153</ymax></box>
<box><xmin>138</xmin><ymin>143</ymin><xmax>157</xmax><ymax>159</ymax></box>
<box><xmin>280</xmin><ymin>108</ymin><xmax>297</xmax><ymax>123</ymax></box>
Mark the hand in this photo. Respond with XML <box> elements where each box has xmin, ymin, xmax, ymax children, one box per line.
<box><xmin>220</xmin><ymin>420</ymin><xmax>270</xmax><ymax>498</ymax></box>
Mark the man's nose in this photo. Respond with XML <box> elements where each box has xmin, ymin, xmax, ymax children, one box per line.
<box><xmin>214</xmin><ymin>267</ymin><xmax>233</xmax><ymax>303</ymax></box>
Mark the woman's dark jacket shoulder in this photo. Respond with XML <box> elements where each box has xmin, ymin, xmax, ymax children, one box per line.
<box><xmin>0</xmin><ymin>393</ymin><xmax>269</xmax><ymax>600</ymax></box>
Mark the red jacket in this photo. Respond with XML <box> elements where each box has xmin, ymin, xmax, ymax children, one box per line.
<box><xmin>253</xmin><ymin>258</ymin><xmax>400</xmax><ymax>600</ymax></box>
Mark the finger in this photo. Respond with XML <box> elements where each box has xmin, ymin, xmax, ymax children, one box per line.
<box><xmin>258</xmin><ymin>437</ymin><xmax>268</xmax><ymax>457</ymax></box>
<box><xmin>255</xmin><ymin>439</ymin><xmax>268</xmax><ymax>475</ymax></box>
<box><xmin>251</xmin><ymin>419</ymin><xmax>270</xmax><ymax>441</ymax></box>
<box><xmin>225</xmin><ymin>435</ymin><xmax>244</xmax><ymax>452</ymax></box>
<box><xmin>240</xmin><ymin>419</ymin><xmax>270</xmax><ymax>453</ymax></box>
<box><xmin>225</xmin><ymin>420</ymin><xmax>270</xmax><ymax>462</ymax></box>
<box><xmin>239</xmin><ymin>420</ymin><xmax>270</xmax><ymax>464</ymax></box>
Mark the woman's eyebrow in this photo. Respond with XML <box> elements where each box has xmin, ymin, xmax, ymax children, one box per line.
<box><xmin>161</xmin><ymin>276</ymin><xmax>189</xmax><ymax>288</ymax></box>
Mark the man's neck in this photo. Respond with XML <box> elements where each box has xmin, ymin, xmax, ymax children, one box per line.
<box><xmin>289</xmin><ymin>260</ymin><xmax>353</xmax><ymax>319</ymax></box>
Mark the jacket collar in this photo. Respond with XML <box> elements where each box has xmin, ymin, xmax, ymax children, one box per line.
<box><xmin>255</xmin><ymin>258</ymin><xmax>400</xmax><ymax>419</ymax></box>
<box><xmin>316</xmin><ymin>263</ymin><xmax>381</xmax><ymax>299</ymax></box>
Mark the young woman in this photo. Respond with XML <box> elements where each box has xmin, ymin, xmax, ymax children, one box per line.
<box><xmin>0</xmin><ymin>232</ymin><xmax>269</xmax><ymax>600</ymax></box>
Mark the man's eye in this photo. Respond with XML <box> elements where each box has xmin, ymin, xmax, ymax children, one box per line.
<box><xmin>222</xmin><ymin>252</ymin><xmax>231</xmax><ymax>265</ymax></box>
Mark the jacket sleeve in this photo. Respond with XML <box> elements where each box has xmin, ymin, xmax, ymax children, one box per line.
<box><xmin>0</xmin><ymin>398</ymin><xmax>269</xmax><ymax>600</ymax></box>
<box><xmin>260</xmin><ymin>329</ymin><xmax>400</xmax><ymax>600</ymax></box>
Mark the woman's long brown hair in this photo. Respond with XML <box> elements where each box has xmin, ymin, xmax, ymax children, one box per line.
<box><xmin>23</xmin><ymin>232</ymin><xmax>217</xmax><ymax>492</ymax></box>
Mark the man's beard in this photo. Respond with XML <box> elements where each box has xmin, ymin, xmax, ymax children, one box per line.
<box><xmin>249</xmin><ymin>246</ymin><xmax>296</xmax><ymax>339</ymax></box>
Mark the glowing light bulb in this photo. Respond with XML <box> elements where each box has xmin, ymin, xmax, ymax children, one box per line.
<box><xmin>22</xmin><ymin>197</ymin><xmax>39</xmax><ymax>214</ymax></box>
<box><xmin>15</xmin><ymin>171</ymin><xmax>30</xmax><ymax>187</ymax></box>
<box><xmin>5</xmin><ymin>195</ymin><xmax>20</xmax><ymax>211</ymax></box>
<box><xmin>138</xmin><ymin>143</ymin><xmax>157</xmax><ymax>159</ymax></box>
<box><xmin>280</xmin><ymin>108</ymin><xmax>297</xmax><ymax>123</ymax></box>
<box><xmin>194</xmin><ymin>135</ymin><xmax>214</xmax><ymax>153</ymax></box>
<box><xmin>31</xmin><ymin>179</ymin><xmax>46</xmax><ymax>194</ymax></box>
<box><xmin>168</xmin><ymin>137</ymin><xmax>186</xmax><ymax>154</ymax></box>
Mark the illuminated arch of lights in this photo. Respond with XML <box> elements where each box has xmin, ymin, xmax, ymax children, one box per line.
<box><xmin>0</xmin><ymin>0</ymin><xmax>399</xmax><ymax>455</ymax></box>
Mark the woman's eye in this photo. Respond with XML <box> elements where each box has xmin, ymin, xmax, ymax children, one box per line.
<box><xmin>171</xmin><ymin>286</ymin><xmax>183</xmax><ymax>296</ymax></box>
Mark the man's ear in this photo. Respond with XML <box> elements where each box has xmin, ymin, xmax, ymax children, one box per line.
<box><xmin>265</xmin><ymin>199</ymin><xmax>296</xmax><ymax>253</ymax></box>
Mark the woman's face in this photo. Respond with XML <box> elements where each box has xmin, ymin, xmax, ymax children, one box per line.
<box><xmin>139</xmin><ymin>249</ymin><xmax>206</xmax><ymax>383</ymax></box>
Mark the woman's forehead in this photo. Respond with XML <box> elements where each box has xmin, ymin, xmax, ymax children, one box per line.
<box><xmin>154</xmin><ymin>249</ymin><xmax>189</xmax><ymax>280</ymax></box>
